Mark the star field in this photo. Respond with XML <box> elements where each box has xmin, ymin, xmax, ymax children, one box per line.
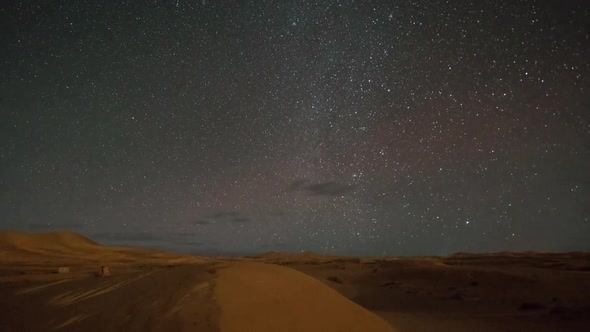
<box><xmin>1</xmin><ymin>0</ymin><xmax>589</xmax><ymax>255</ymax></box>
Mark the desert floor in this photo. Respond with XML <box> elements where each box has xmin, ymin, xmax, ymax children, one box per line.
<box><xmin>1</xmin><ymin>231</ymin><xmax>589</xmax><ymax>332</ymax></box>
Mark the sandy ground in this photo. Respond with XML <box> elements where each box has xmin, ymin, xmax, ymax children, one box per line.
<box><xmin>1</xmin><ymin>231</ymin><xmax>589</xmax><ymax>332</ymax></box>
<box><xmin>260</xmin><ymin>252</ymin><xmax>590</xmax><ymax>332</ymax></box>
<box><xmin>216</xmin><ymin>262</ymin><xmax>394</xmax><ymax>332</ymax></box>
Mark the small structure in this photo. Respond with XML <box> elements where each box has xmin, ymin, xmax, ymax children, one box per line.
<box><xmin>100</xmin><ymin>266</ymin><xmax>111</xmax><ymax>277</ymax></box>
<box><xmin>57</xmin><ymin>267</ymin><xmax>70</xmax><ymax>274</ymax></box>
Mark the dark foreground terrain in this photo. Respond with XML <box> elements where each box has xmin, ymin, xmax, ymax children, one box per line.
<box><xmin>1</xmin><ymin>231</ymin><xmax>589</xmax><ymax>331</ymax></box>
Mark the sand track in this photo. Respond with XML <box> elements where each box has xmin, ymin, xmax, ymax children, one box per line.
<box><xmin>215</xmin><ymin>262</ymin><xmax>396</xmax><ymax>332</ymax></box>
<box><xmin>1</xmin><ymin>265</ymin><xmax>218</xmax><ymax>331</ymax></box>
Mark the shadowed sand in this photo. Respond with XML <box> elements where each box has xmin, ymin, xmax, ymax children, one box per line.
<box><xmin>1</xmin><ymin>231</ymin><xmax>590</xmax><ymax>331</ymax></box>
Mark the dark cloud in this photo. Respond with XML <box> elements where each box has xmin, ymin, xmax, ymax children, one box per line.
<box><xmin>271</xmin><ymin>210</ymin><xmax>287</xmax><ymax>217</ymax></box>
<box><xmin>88</xmin><ymin>231</ymin><xmax>206</xmax><ymax>252</ymax></box>
<box><xmin>304</xmin><ymin>181</ymin><xmax>357</xmax><ymax>196</ymax></box>
<box><xmin>89</xmin><ymin>231</ymin><xmax>159</xmax><ymax>244</ymax></box>
<box><xmin>231</xmin><ymin>217</ymin><xmax>252</xmax><ymax>223</ymax></box>
<box><xmin>192</xmin><ymin>220</ymin><xmax>211</xmax><ymax>225</ymax></box>
<box><xmin>198</xmin><ymin>210</ymin><xmax>254</xmax><ymax>225</ymax></box>
<box><xmin>210</xmin><ymin>211</ymin><xmax>240</xmax><ymax>219</ymax></box>
<box><xmin>286</xmin><ymin>178</ymin><xmax>308</xmax><ymax>192</ymax></box>
<box><xmin>172</xmin><ymin>240</ymin><xmax>203</xmax><ymax>247</ymax></box>
<box><xmin>286</xmin><ymin>180</ymin><xmax>357</xmax><ymax>196</ymax></box>
<box><xmin>258</xmin><ymin>242</ymin><xmax>289</xmax><ymax>249</ymax></box>
<box><xmin>26</xmin><ymin>222</ymin><xmax>82</xmax><ymax>231</ymax></box>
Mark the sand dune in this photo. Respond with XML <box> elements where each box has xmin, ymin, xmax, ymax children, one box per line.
<box><xmin>0</xmin><ymin>231</ymin><xmax>104</xmax><ymax>262</ymax></box>
<box><xmin>0</xmin><ymin>231</ymin><xmax>100</xmax><ymax>251</ymax></box>
<box><xmin>216</xmin><ymin>262</ymin><xmax>396</xmax><ymax>332</ymax></box>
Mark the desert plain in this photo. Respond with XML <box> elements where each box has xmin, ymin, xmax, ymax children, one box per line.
<box><xmin>1</xmin><ymin>231</ymin><xmax>589</xmax><ymax>332</ymax></box>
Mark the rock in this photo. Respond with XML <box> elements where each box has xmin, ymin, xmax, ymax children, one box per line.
<box><xmin>381</xmin><ymin>281</ymin><xmax>401</xmax><ymax>287</ymax></box>
<box><xmin>326</xmin><ymin>276</ymin><xmax>343</xmax><ymax>284</ymax></box>
<box><xmin>360</xmin><ymin>258</ymin><xmax>377</xmax><ymax>264</ymax></box>
<box><xmin>100</xmin><ymin>266</ymin><xmax>111</xmax><ymax>277</ymax></box>
<box><xmin>449</xmin><ymin>291</ymin><xmax>465</xmax><ymax>300</ymax></box>
<box><xmin>519</xmin><ymin>302</ymin><xmax>546</xmax><ymax>311</ymax></box>
<box><xmin>57</xmin><ymin>267</ymin><xmax>70</xmax><ymax>274</ymax></box>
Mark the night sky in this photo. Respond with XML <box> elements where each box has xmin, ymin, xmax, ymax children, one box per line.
<box><xmin>1</xmin><ymin>1</ymin><xmax>589</xmax><ymax>256</ymax></box>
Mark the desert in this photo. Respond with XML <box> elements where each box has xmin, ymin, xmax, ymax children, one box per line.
<box><xmin>3</xmin><ymin>1</ymin><xmax>589</xmax><ymax>331</ymax></box>
<box><xmin>1</xmin><ymin>231</ymin><xmax>589</xmax><ymax>332</ymax></box>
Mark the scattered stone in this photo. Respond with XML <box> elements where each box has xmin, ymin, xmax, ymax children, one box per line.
<box><xmin>519</xmin><ymin>302</ymin><xmax>546</xmax><ymax>311</ymax></box>
<box><xmin>326</xmin><ymin>276</ymin><xmax>343</xmax><ymax>284</ymax></box>
<box><xmin>57</xmin><ymin>267</ymin><xmax>70</xmax><ymax>274</ymax></box>
<box><xmin>381</xmin><ymin>281</ymin><xmax>401</xmax><ymax>287</ymax></box>
<box><xmin>549</xmin><ymin>305</ymin><xmax>567</xmax><ymax>314</ymax></box>
<box><xmin>100</xmin><ymin>266</ymin><xmax>111</xmax><ymax>277</ymax></box>
<box><xmin>360</xmin><ymin>258</ymin><xmax>377</xmax><ymax>264</ymax></box>
<box><xmin>449</xmin><ymin>291</ymin><xmax>465</xmax><ymax>300</ymax></box>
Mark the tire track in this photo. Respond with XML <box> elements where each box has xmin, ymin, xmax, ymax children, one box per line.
<box><xmin>49</xmin><ymin>270</ymin><xmax>158</xmax><ymax>307</ymax></box>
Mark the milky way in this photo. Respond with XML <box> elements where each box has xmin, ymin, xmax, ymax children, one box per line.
<box><xmin>1</xmin><ymin>1</ymin><xmax>589</xmax><ymax>255</ymax></box>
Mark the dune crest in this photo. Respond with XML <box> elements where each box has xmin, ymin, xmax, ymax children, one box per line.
<box><xmin>215</xmin><ymin>262</ymin><xmax>396</xmax><ymax>332</ymax></box>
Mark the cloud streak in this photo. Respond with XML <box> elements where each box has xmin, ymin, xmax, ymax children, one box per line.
<box><xmin>286</xmin><ymin>179</ymin><xmax>356</xmax><ymax>196</ymax></box>
<box><xmin>193</xmin><ymin>210</ymin><xmax>255</xmax><ymax>225</ymax></box>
